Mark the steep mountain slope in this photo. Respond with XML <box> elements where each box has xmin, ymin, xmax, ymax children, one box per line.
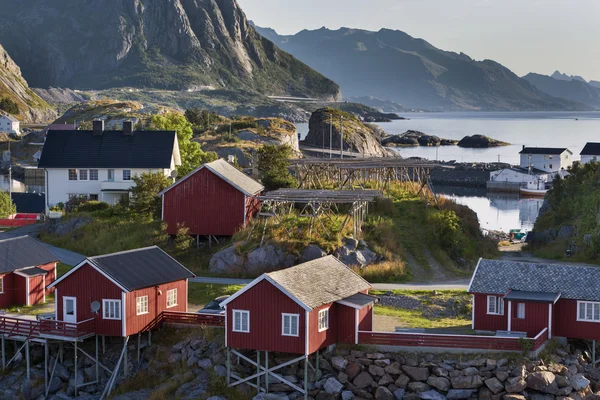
<box><xmin>253</xmin><ymin>25</ymin><xmax>588</xmax><ymax>112</ymax></box>
<box><xmin>0</xmin><ymin>45</ymin><xmax>56</xmax><ymax>123</ymax></box>
<box><xmin>0</xmin><ymin>0</ymin><xmax>339</xmax><ymax>100</ymax></box>
<box><xmin>591</xmin><ymin>81</ymin><xmax>600</xmax><ymax>89</ymax></box>
<box><xmin>523</xmin><ymin>73</ymin><xmax>600</xmax><ymax>110</ymax></box>
<box><xmin>551</xmin><ymin>71</ymin><xmax>587</xmax><ymax>83</ymax></box>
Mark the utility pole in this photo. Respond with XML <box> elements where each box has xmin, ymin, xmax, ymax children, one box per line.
<box><xmin>229</xmin><ymin>122</ymin><xmax>232</xmax><ymax>140</ymax></box>
<box><xmin>436</xmin><ymin>146</ymin><xmax>439</xmax><ymax>161</ymax></box>
<box><xmin>322</xmin><ymin>129</ymin><xmax>325</xmax><ymax>157</ymax></box>
<box><xmin>8</xmin><ymin>140</ymin><xmax>11</xmax><ymax>200</ymax></box>
<box><xmin>340</xmin><ymin>115</ymin><xmax>344</xmax><ymax>159</ymax></box>
<box><xmin>498</xmin><ymin>154</ymin><xmax>501</xmax><ymax>163</ymax></box>
<box><xmin>329</xmin><ymin>114</ymin><xmax>333</xmax><ymax>159</ymax></box>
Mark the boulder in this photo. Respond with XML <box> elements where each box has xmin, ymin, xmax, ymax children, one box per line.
<box><xmin>369</xmin><ymin>364</ymin><xmax>385</xmax><ymax>377</ymax></box>
<box><xmin>323</xmin><ymin>378</ymin><xmax>343</xmax><ymax>394</ymax></box>
<box><xmin>353</xmin><ymin>372</ymin><xmax>374</xmax><ymax>389</ymax></box>
<box><xmin>246</xmin><ymin>245</ymin><xmax>296</xmax><ymax>273</ymax></box>
<box><xmin>209</xmin><ymin>246</ymin><xmax>245</xmax><ymax>273</ymax></box>
<box><xmin>526</xmin><ymin>371</ymin><xmax>558</xmax><ymax>394</ymax></box>
<box><xmin>457</xmin><ymin>135</ymin><xmax>509</xmax><ymax>148</ymax></box>
<box><xmin>394</xmin><ymin>388</ymin><xmax>406</xmax><ymax>399</ymax></box>
<box><xmin>402</xmin><ymin>366</ymin><xmax>430</xmax><ymax>382</ymax></box>
<box><xmin>395</xmin><ymin>374</ymin><xmax>411</xmax><ymax>388</ymax></box>
<box><xmin>446</xmin><ymin>389</ymin><xmax>475</xmax><ymax>399</ymax></box>
<box><xmin>427</xmin><ymin>376</ymin><xmax>451</xmax><ymax>392</ymax></box>
<box><xmin>375</xmin><ymin>386</ymin><xmax>396</xmax><ymax>400</ymax></box>
<box><xmin>346</xmin><ymin>362</ymin><xmax>361</xmax><ymax>379</ymax></box>
<box><xmin>484</xmin><ymin>377</ymin><xmax>505</xmax><ymax>395</ymax></box>
<box><xmin>503</xmin><ymin>395</ymin><xmax>526</xmax><ymax>400</ymax></box>
<box><xmin>451</xmin><ymin>375</ymin><xmax>483</xmax><ymax>389</ymax></box>
<box><xmin>570</xmin><ymin>374</ymin><xmax>590</xmax><ymax>391</ymax></box>
<box><xmin>505</xmin><ymin>378</ymin><xmax>526</xmax><ymax>393</ymax></box>
<box><xmin>342</xmin><ymin>391</ymin><xmax>355</xmax><ymax>400</ymax></box>
<box><xmin>419</xmin><ymin>390</ymin><xmax>447</xmax><ymax>400</ymax></box>
<box><xmin>382</xmin><ymin>130</ymin><xmax>457</xmax><ymax>148</ymax></box>
<box><xmin>409</xmin><ymin>382</ymin><xmax>431</xmax><ymax>393</ymax></box>
<box><xmin>299</xmin><ymin>245</ymin><xmax>327</xmax><ymax>263</ymax></box>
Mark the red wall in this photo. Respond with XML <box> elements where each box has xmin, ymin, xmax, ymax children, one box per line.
<box><xmin>56</xmin><ymin>263</ymin><xmax>123</xmax><ymax>337</ymax></box>
<box><xmin>308</xmin><ymin>303</ymin><xmax>338</xmax><ymax>354</ymax></box>
<box><xmin>553</xmin><ymin>299</ymin><xmax>600</xmax><ymax>340</ymax></box>
<box><xmin>473</xmin><ymin>294</ymin><xmax>507</xmax><ymax>332</ymax></box>
<box><xmin>337</xmin><ymin>304</ymin><xmax>357</xmax><ymax>344</ymax></box>
<box><xmin>0</xmin><ymin>273</ymin><xmax>15</xmax><ymax>308</ymax></box>
<box><xmin>13</xmin><ymin>275</ymin><xmax>27</xmax><ymax>307</ymax></box>
<box><xmin>509</xmin><ymin>301</ymin><xmax>549</xmax><ymax>337</ymax></box>
<box><xmin>124</xmin><ymin>280</ymin><xmax>187</xmax><ymax>336</ymax></box>
<box><xmin>246</xmin><ymin>196</ymin><xmax>261</xmax><ymax>225</ymax></box>
<box><xmin>28</xmin><ymin>275</ymin><xmax>45</xmax><ymax>305</ymax></box>
<box><xmin>39</xmin><ymin>262</ymin><xmax>57</xmax><ymax>295</ymax></box>
<box><xmin>163</xmin><ymin>168</ymin><xmax>251</xmax><ymax>236</ymax></box>
<box><xmin>358</xmin><ymin>305</ymin><xmax>373</xmax><ymax>331</ymax></box>
<box><xmin>227</xmin><ymin>280</ymin><xmax>306</xmax><ymax>354</ymax></box>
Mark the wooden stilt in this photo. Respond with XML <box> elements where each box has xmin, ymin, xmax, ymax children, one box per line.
<box><xmin>226</xmin><ymin>348</ymin><xmax>231</xmax><ymax>386</ymax></box>
<box><xmin>59</xmin><ymin>342</ymin><xmax>64</xmax><ymax>364</ymax></box>
<box><xmin>74</xmin><ymin>341</ymin><xmax>78</xmax><ymax>396</ymax></box>
<box><xmin>96</xmin><ymin>335</ymin><xmax>100</xmax><ymax>382</ymax></box>
<box><xmin>123</xmin><ymin>337</ymin><xmax>128</xmax><ymax>378</ymax></box>
<box><xmin>25</xmin><ymin>340</ymin><xmax>30</xmax><ymax>380</ymax></box>
<box><xmin>137</xmin><ymin>333</ymin><xmax>141</xmax><ymax>364</ymax></box>
<box><xmin>304</xmin><ymin>356</ymin><xmax>308</xmax><ymax>400</ymax></box>
<box><xmin>44</xmin><ymin>341</ymin><xmax>48</xmax><ymax>392</ymax></box>
<box><xmin>1</xmin><ymin>335</ymin><xmax>5</xmax><ymax>370</ymax></box>
<box><xmin>316</xmin><ymin>350</ymin><xmax>320</xmax><ymax>378</ymax></box>
<box><xmin>102</xmin><ymin>335</ymin><xmax>106</xmax><ymax>355</ymax></box>
<box><xmin>148</xmin><ymin>330</ymin><xmax>152</xmax><ymax>346</ymax></box>
<box><xmin>256</xmin><ymin>351</ymin><xmax>260</xmax><ymax>394</ymax></box>
<box><xmin>594</xmin><ymin>340</ymin><xmax>596</xmax><ymax>365</ymax></box>
<box><xmin>265</xmin><ymin>351</ymin><xmax>269</xmax><ymax>393</ymax></box>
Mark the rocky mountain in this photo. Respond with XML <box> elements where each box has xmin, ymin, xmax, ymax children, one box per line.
<box><xmin>0</xmin><ymin>45</ymin><xmax>56</xmax><ymax>123</ymax></box>
<box><xmin>523</xmin><ymin>73</ymin><xmax>600</xmax><ymax>110</ymax></box>
<box><xmin>252</xmin><ymin>25</ymin><xmax>589</xmax><ymax>112</ymax></box>
<box><xmin>590</xmin><ymin>81</ymin><xmax>600</xmax><ymax>89</ymax></box>
<box><xmin>0</xmin><ymin>0</ymin><xmax>340</xmax><ymax>101</ymax></box>
<box><xmin>551</xmin><ymin>70</ymin><xmax>587</xmax><ymax>83</ymax></box>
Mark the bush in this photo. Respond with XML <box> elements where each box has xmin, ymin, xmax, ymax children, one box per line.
<box><xmin>0</xmin><ymin>191</ymin><xmax>16</xmax><ymax>218</ymax></box>
<box><xmin>0</xmin><ymin>98</ymin><xmax>19</xmax><ymax>115</ymax></box>
<box><xmin>256</xmin><ymin>144</ymin><xmax>297</xmax><ymax>191</ymax></box>
<box><xmin>64</xmin><ymin>196</ymin><xmax>89</xmax><ymax>213</ymax></box>
<box><xmin>76</xmin><ymin>201</ymin><xmax>110</xmax><ymax>213</ymax></box>
<box><xmin>130</xmin><ymin>172</ymin><xmax>173</xmax><ymax>219</ymax></box>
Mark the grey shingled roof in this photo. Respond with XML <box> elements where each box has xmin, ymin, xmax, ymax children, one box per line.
<box><xmin>88</xmin><ymin>246</ymin><xmax>195</xmax><ymax>291</ymax></box>
<box><xmin>469</xmin><ymin>259</ymin><xmax>600</xmax><ymax>301</ymax></box>
<box><xmin>504</xmin><ymin>290</ymin><xmax>560</xmax><ymax>302</ymax></box>
<box><xmin>17</xmin><ymin>267</ymin><xmax>48</xmax><ymax>277</ymax></box>
<box><xmin>205</xmin><ymin>159</ymin><xmax>263</xmax><ymax>196</ymax></box>
<box><xmin>339</xmin><ymin>293</ymin><xmax>378</xmax><ymax>308</ymax></box>
<box><xmin>0</xmin><ymin>236</ymin><xmax>58</xmax><ymax>274</ymax></box>
<box><xmin>267</xmin><ymin>256</ymin><xmax>371</xmax><ymax>309</ymax></box>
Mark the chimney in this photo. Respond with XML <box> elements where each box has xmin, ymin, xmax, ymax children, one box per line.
<box><xmin>93</xmin><ymin>120</ymin><xmax>104</xmax><ymax>136</ymax></box>
<box><xmin>123</xmin><ymin>120</ymin><xmax>134</xmax><ymax>136</ymax></box>
<box><xmin>522</xmin><ymin>145</ymin><xmax>525</xmax><ymax>150</ymax></box>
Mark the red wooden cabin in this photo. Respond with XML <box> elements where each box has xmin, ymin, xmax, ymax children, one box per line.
<box><xmin>160</xmin><ymin>159</ymin><xmax>264</xmax><ymax>236</ymax></box>
<box><xmin>469</xmin><ymin>259</ymin><xmax>600</xmax><ymax>340</ymax></box>
<box><xmin>47</xmin><ymin>246</ymin><xmax>194</xmax><ymax>337</ymax></box>
<box><xmin>222</xmin><ymin>255</ymin><xmax>376</xmax><ymax>355</ymax></box>
<box><xmin>0</xmin><ymin>236</ymin><xmax>58</xmax><ymax>308</ymax></box>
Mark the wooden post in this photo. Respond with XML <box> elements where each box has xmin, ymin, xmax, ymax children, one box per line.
<box><xmin>25</xmin><ymin>340</ymin><xmax>30</xmax><ymax>380</ymax></box>
<box><xmin>594</xmin><ymin>340</ymin><xmax>596</xmax><ymax>365</ymax></box>
<box><xmin>256</xmin><ymin>350</ymin><xmax>260</xmax><ymax>394</ymax></box>
<box><xmin>95</xmin><ymin>335</ymin><xmax>100</xmax><ymax>382</ymax></box>
<box><xmin>196</xmin><ymin>235</ymin><xmax>200</xmax><ymax>248</ymax></box>
<box><xmin>44</xmin><ymin>341</ymin><xmax>48</xmax><ymax>393</ymax></box>
<box><xmin>59</xmin><ymin>342</ymin><xmax>63</xmax><ymax>364</ymax></box>
<box><xmin>74</xmin><ymin>341</ymin><xmax>78</xmax><ymax>396</ymax></box>
<box><xmin>123</xmin><ymin>337</ymin><xmax>128</xmax><ymax>378</ymax></box>
<box><xmin>304</xmin><ymin>356</ymin><xmax>308</xmax><ymax>400</ymax></box>
<box><xmin>226</xmin><ymin>348</ymin><xmax>230</xmax><ymax>386</ymax></box>
<box><xmin>316</xmin><ymin>350</ymin><xmax>320</xmax><ymax>378</ymax></box>
<box><xmin>1</xmin><ymin>335</ymin><xmax>5</xmax><ymax>370</ymax></box>
<box><xmin>265</xmin><ymin>351</ymin><xmax>269</xmax><ymax>393</ymax></box>
<box><xmin>102</xmin><ymin>335</ymin><xmax>106</xmax><ymax>355</ymax></box>
<box><xmin>137</xmin><ymin>333</ymin><xmax>141</xmax><ymax>364</ymax></box>
<box><xmin>148</xmin><ymin>330</ymin><xmax>152</xmax><ymax>346</ymax></box>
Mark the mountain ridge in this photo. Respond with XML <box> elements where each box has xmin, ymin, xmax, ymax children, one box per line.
<box><xmin>252</xmin><ymin>24</ymin><xmax>590</xmax><ymax>112</ymax></box>
<box><xmin>523</xmin><ymin>72</ymin><xmax>600</xmax><ymax>110</ymax></box>
<box><xmin>0</xmin><ymin>0</ymin><xmax>340</xmax><ymax>101</ymax></box>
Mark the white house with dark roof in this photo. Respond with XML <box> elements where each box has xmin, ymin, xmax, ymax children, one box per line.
<box><xmin>580</xmin><ymin>143</ymin><xmax>600</xmax><ymax>164</ymax></box>
<box><xmin>469</xmin><ymin>258</ymin><xmax>600</xmax><ymax>341</ymax></box>
<box><xmin>38</xmin><ymin>120</ymin><xmax>181</xmax><ymax>213</ymax></box>
<box><xmin>519</xmin><ymin>147</ymin><xmax>573</xmax><ymax>174</ymax></box>
<box><xmin>0</xmin><ymin>113</ymin><xmax>20</xmax><ymax>136</ymax></box>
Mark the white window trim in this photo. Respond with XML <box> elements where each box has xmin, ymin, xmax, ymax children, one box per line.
<box><xmin>103</xmin><ymin>299</ymin><xmax>122</xmax><ymax>320</ymax></box>
<box><xmin>123</xmin><ymin>170</ymin><xmax>132</xmax><ymax>181</ymax></box>
<box><xmin>68</xmin><ymin>169</ymin><xmax>78</xmax><ymax>181</ymax></box>
<box><xmin>318</xmin><ymin>308</ymin><xmax>330</xmax><ymax>332</ymax></box>
<box><xmin>79</xmin><ymin>169</ymin><xmax>88</xmax><ymax>181</ymax></box>
<box><xmin>136</xmin><ymin>295</ymin><xmax>149</xmax><ymax>316</ymax></box>
<box><xmin>517</xmin><ymin>303</ymin><xmax>526</xmax><ymax>319</ymax></box>
<box><xmin>282</xmin><ymin>313</ymin><xmax>300</xmax><ymax>337</ymax></box>
<box><xmin>89</xmin><ymin>169</ymin><xmax>99</xmax><ymax>181</ymax></box>
<box><xmin>487</xmin><ymin>295</ymin><xmax>505</xmax><ymax>315</ymax></box>
<box><xmin>0</xmin><ymin>276</ymin><xmax>4</xmax><ymax>294</ymax></box>
<box><xmin>166</xmin><ymin>289</ymin><xmax>178</xmax><ymax>308</ymax></box>
<box><xmin>232</xmin><ymin>310</ymin><xmax>250</xmax><ymax>333</ymax></box>
<box><xmin>577</xmin><ymin>301</ymin><xmax>600</xmax><ymax>323</ymax></box>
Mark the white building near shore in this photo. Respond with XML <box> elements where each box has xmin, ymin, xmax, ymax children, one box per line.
<box><xmin>580</xmin><ymin>143</ymin><xmax>600</xmax><ymax>164</ymax></box>
<box><xmin>0</xmin><ymin>113</ymin><xmax>20</xmax><ymax>136</ymax></box>
<box><xmin>519</xmin><ymin>147</ymin><xmax>572</xmax><ymax>174</ymax></box>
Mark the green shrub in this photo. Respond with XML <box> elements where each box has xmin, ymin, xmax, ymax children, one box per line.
<box><xmin>76</xmin><ymin>201</ymin><xmax>110</xmax><ymax>213</ymax></box>
<box><xmin>0</xmin><ymin>191</ymin><xmax>16</xmax><ymax>218</ymax></box>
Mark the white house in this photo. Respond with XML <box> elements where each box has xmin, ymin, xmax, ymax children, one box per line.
<box><xmin>519</xmin><ymin>147</ymin><xmax>573</xmax><ymax>174</ymax></box>
<box><xmin>38</xmin><ymin>120</ymin><xmax>181</xmax><ymax>213</ymax></box>
<box><xmin>490</xmin><ymin>167</ymin><xmax>549</xmax><ymax>185</ymax></box>
<box><xmin>580</xmin><ymin>143</ymin><xmax>600</xmax><ymax>164</ymax></box>
<box><xmin>0</xmin><ymin>113</ymin><xmax>20</xmax><ymax>136</ymax></box>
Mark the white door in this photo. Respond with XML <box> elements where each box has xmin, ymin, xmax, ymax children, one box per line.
<box><xmin>63</xmin><ymin>297</ymin><xmax>77</xmax><ymax>323</ymax></box>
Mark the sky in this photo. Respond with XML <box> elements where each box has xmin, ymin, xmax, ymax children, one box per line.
<box><xmin>238</xmin><ymin>0</ymin><xmax>600</xmax><ymax>82</ymax></box>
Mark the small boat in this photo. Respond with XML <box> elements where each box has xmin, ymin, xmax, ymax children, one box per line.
<box><xmin>520</xmin><ymin>179</ymin><xmax>547</xmax><ymax>197</ymax></box>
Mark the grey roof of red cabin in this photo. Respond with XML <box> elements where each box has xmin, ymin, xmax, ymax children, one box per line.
<box><xmin>581</xmin><ymin>143</ymin><xmax>600</xmax><ymax>155</ymax></box>
<box><xmin>0</xmin><ymin>236</ymin><xmax>58</xmax><ymax>274</ymax></box>
<box><xmin>83</xmin><ymin>246</ymin><xmax>194</xmax><ymax>292</ymax></box>
<box><xmin>161</xmin><ymin>159</ymin><xmax>264</xmax><ymax>197</ymax></box>
<box><xmin>469</xmin><ymin>259</ymin><xmax>600</xmax><ymax>301</ymax></box>
<box><xmin>266</xmin><ymin>256</ymin><xmax>372</xmax><ymax>309</ymax></box>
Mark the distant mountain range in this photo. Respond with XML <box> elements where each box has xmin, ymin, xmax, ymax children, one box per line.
<box><xmin>252</xmin><ymin>24</ymin><xmax>590</xmax><ymax>112</ymax></box>
<box><xmin>522</xmin><ymin>71</ymin><xmax>600</xmax><ymax>110</ymax></box>
<box><xmin>0</xmin><ymin>0</ymin><xmax>339</xmax><ymax>101</ymax></box>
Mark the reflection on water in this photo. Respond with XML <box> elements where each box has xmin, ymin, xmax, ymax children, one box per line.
<box><xmin>0</xmin><ymin>175</ymin><xmax>44</xmax><ymax>194</ymax></box>
<box><xmin>434</xmin><ymin>185</ymin><xmax>543</xmax><ymax>233</ymax></box>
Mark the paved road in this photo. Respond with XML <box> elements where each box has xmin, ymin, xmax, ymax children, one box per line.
<box><xmin>0</xmin><ymin>225</ymin><xmax>85</xmax><ymax>266</ymax></box>
<box><xmin>190</xmin><ymin>276</ymin><xmax>471</xmax><ymax>290</ymax></box>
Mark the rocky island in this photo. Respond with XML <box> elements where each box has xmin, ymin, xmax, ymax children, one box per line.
<box><xmin>458</xmin><ymin>134</ymin><xmax>511</xmax><ymax>148</ymax></box>
<box><xmin>382</xmin><ymin>130</ymin><xmax>510</xmax><ymax>149</ymax></box>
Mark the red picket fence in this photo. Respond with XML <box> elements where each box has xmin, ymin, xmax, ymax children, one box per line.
<box><xmin>358</xmin><ymin>327</ymin><xmax>548</xmax><ymax>352</ymax></box>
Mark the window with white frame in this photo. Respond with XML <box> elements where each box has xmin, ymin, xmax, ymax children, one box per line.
<box><xmin>89</xmin><ymin>169</ymin><xmax>99</xmax><ymax>181</ymax></box>
<box><xmin>318</xmin><ymin>308</ymin><xmax>329</xmax><ymax>332</ymax></box>
<box><xmin>79</xmin><ymin>169</ymin><xmax>88</xmax><ymax>180</ymax></box>
<box><xmin>0</xmin><ymin>277</ymin><xmax>4</xmax><ymax>294</ymax></box>
<box><xmin>166</xmin><ymin>289</ymin><xmax>177</xmax><ymax>308</ymax></box>
<box><xmin>517</xmin><ymin>303</ymin><xmax>525</xmax><ymax>319</ymax></box>
<box><xmin>89</xmin><ymin>194</ymin><xmax>99</xmax><ymax>201</ymax></box>
<box><xmin>136</xmin><ymin>296</ymin><xmax>149</xmax><ymax>315</ymax></box>
<box><xmin>487</xmin><ymin>296</ymin><xmax>505</xmax><ymax>315</ymax></box>
<box><xmin>123</xmin><ymin>170</ymin><xmax>132</xmax><ymax>181</ymax></box>
<box><xmin>282</xmin><ymin>313</ymin><xmax>299</xmax><ymax>337</ymax></box>
<box><xmin>103</xmin><ymin>299</ymin><xmax>121</xmax><ymax>320</ymax></box>
<box><xmin>233</xmin><ymin>310</ymin><xmax>250</xmax><ymax>333</ymax></box>
<box><xmin>578</xmin><ymin>301</ymin><xmax>600</xmax><ymax>322</ymax></box>
<box><xmin>68</xmin><ymin>169</ymin><xmax>77</xmax><ymax>181</ymax></box>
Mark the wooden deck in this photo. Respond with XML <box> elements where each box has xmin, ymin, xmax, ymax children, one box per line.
<box><xmin>0</xmin><ymin>316</ymin><xmax>96</xmax><ymax>341</ymax></box>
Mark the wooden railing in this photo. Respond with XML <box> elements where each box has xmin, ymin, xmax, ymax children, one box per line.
<box><xmin>358</xmin><ymin>327</ymin><xmax>549</xmax><ymax>352</ymax></box>
<box><xmin>39</xmin><ymin>318</ymin><xmax>96</xmax><ymax>339</ymax></box>
<box><xmin>161</xmin><ymin>311</ymin><xmax>224</xmax><ymax>327</ymax></box>
<box><xmin>0</xmin><ymin>317</ymin><xmax>41</xmax><ymax>339</ymax></box>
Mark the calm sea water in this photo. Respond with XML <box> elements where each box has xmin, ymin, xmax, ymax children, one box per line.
<box><xmin>296</xmin><ymin>111</ymin><xmax>600</xmax><ymax>164</ymax></box>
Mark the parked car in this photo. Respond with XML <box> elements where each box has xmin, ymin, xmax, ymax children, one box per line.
<box><xmin>197</xmin><ymin>295</ymin><xmax>230</xmax><ymax>315</ymax></box>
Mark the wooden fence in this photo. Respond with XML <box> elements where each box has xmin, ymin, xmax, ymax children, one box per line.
<box><xmin>0</xmin><ymin>316</ymin><xmax>96</xmax><ymax>340</ymax></box>
<box><xmin>161</xmin><ymin>311</ymin><xmax>225</xmax><ymax>327</ymax></box>
<box><xmin>358</xmin><ymin>328</ymin><xmax>548</xmax><ymax>352</ymax></box>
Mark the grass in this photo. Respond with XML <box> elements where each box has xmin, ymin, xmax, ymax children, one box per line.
<box><xmin>374</xmin><ymin>306</ymin><xmax>471</xmax><ymax>330</ymax></box>
<box><xmin>57</xmin><ymin>262</ymin><xmax>73</xmax><ymax>277</ymax></box>
<box><xmin>6</xmin><ymin>294</ymin><xmax>55</xmax><ymax>315</ymax></box>
<box><xmin>187</xmin><ymin>283</ymin><xmax>244</xmax><ymax>309</ymax></box>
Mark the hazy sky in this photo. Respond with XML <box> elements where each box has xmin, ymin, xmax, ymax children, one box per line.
<box><xmin>238</xmin><ymin>0</ymin><xmax>600</xmax><ymax>82</ymax></box>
